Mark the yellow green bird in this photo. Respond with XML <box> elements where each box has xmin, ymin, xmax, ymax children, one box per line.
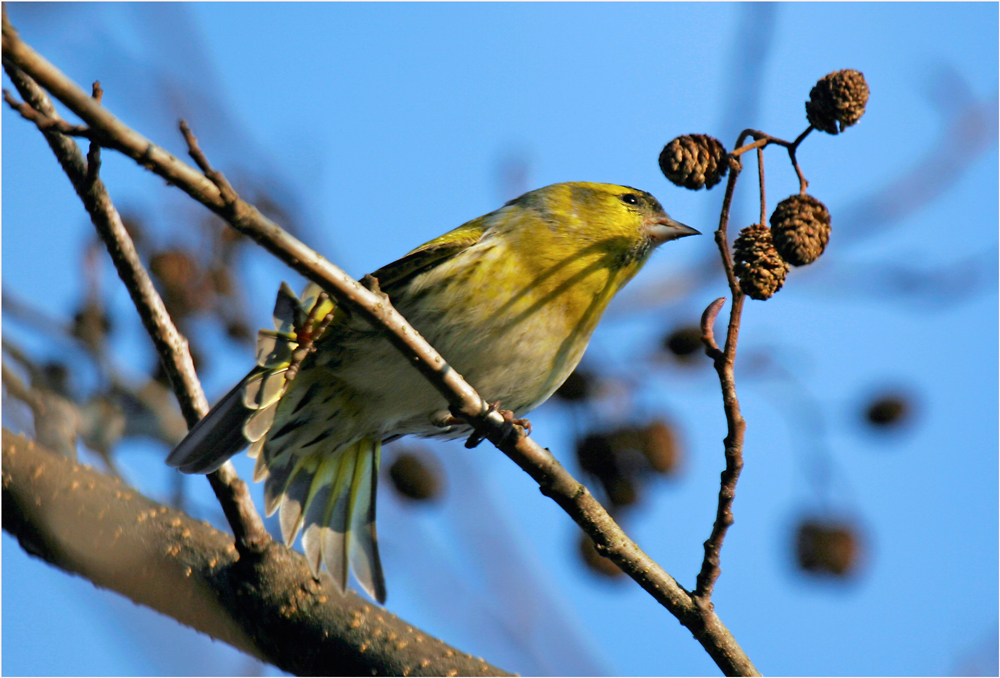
<box><xmin>166</xmin><ymin>181</ymin><xmax>698</xmax><ymax>603</ymax></box>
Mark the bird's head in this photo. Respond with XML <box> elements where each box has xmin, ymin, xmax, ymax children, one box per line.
<box><xmin>502</xmin><ymin>181</ymin><xmax>699</xmax><ymax>265</ymax></box>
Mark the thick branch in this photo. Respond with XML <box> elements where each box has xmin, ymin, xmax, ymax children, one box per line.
<box><xmin>2</xmin><ymin>429</ymin><xmax>509</xmax><ymax>677</ymax></box>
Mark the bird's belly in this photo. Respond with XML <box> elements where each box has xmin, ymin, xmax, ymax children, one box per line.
<box><xmin>328</xmin><ymin>295</ymin><xmax>588</xmax><ymax>440</ymax></box>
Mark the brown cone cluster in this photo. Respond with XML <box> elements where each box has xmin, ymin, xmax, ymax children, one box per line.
<box><xmin>662</xmin><ymin>325</ymin><xmax>704</xmax><ymax>364</ymax></box>
<box><xmin>659</xmin><ymin>134</ymin><xmax>729</xmax><ymax>190</ymax></box>
<box><xmin>865</xmin><ymin>393</ymin><xmax>911</xmax><ymax>429</ymax></box>
<box><xmin>770</xmin><ymin>194</ymin><xmax>831</xmax><ymax>266</ymax></box>
<box><xmin>806</xmin><ymin>69</ymin><xmax>869</xmax><ymax>135</ymax></box>
<box><xmin>733</xmin><ymin>224</ymin><xmax>789</xmax><ymax>300</ymax></box>
<box><xmin>795</xmin><ymin>518</ymin><xmax>860</xmax><ymax>577</ymax></box>
<box><xmin>576</xmin><ymin>420</ymin><xmax>682</xmax><ymax>509</ymax></box>
<box><xmin>388</xmin><ymin>450</ymin><xmax>443</xmax><ymax>501</ymax></box>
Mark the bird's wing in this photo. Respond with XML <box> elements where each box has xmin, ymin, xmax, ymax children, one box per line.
<box><xmin>166</xmin><ymin>214</ymin><xmax>486</xmax><ymax>474</ymax></box>
<box><xmin>166</xmin><ymin>282</ymin><xmax>321</xmax><ymax>474</ymax></box>
<box><xmin>371</xmin><ymin>216</ymin><xmax>488</xmax><ymax>294</ymax></box>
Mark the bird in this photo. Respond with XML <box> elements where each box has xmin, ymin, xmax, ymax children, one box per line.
<box><xmin>166</xmin><ymin>181</ymin><xmax>699</xmax><ymax>604</ymax></box>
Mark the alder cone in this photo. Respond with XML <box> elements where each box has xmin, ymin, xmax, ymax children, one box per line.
<box><xmin>770</xmin><ymin>194</ymin><xmax>831</xmax><ymax>266</ymax></box>
<box><xmin>733</xmin><ymin>224</ymin><xmax>789</xmax><ymax>300</ymax></box>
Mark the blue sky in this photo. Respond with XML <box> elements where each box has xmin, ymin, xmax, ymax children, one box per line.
<box><xmin>3</xmin><ymin>3</ymin><xmax>998</xmax><ymax>676</ymax></box>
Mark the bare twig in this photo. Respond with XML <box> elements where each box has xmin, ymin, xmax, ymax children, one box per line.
<box><xmin>85</xmin><ymin>80</ymin><xmax>102</xmax><ymax>184</ymax></box>
<box><xmin>3</xmin><ymin>18</ymin><xmax>758</xmax><ymax>675</ymax></box>
<box><xmin>694</xmin><ymin>123</ymin><xmax>814</xmax><ymax>605</ymax></box>
<box><xmin>179</xmin><ymin>118</ymin><xmax>239</xmax><ymax>205</ymax></box>
<box><xmin>714</xmin><ymin>154</ymin><xmax>744</xmax><ymax>295</ymax></box>
<box><xmin>2</xmin><ymin>87</ymin><xmax>92</xmax><ymax>136</ymax></box>
<box><xmin>695</xmin><ymin>293</ymin><xmax>747</xmax><ymax>601</ymax></box>
<box><xmin>757</xmin><ymin>146</ymin><xmax>766</xmax><ymax>226</ymax></box>
<box><xmin>788</xmin><ymin>126</ymin><xmax>813</xmax><ymax>194</ymax></box>
<box><xmin>730</xmin><ymin>127</ymin><xmax>812</xmax><ymax>196</ymax></box>
<box><xmin>695</xmin><ymin>139</ymin><xmax>750</xmax><ymax>602</ymax></box>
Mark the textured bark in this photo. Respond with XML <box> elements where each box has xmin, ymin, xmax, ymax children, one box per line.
<box><xmin>2</xmin><ymin>430</ymin><xmax>510</xmax><ymax>677</ymax></box>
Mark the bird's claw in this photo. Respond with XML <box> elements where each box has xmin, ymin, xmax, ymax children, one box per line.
<box><xmin>463</xmin><ymin>401</ymin><xmax>531</xmax><ymax>449</ymax></box>
<box><xmin>433</xmin><ymin>413</ymin><xmax>465</xmax><ymax>429</ymax></box>
<box><xmin>502</xmin><ymin>410</ymin><xmax>533</xmax><ymax>436</ymax></box>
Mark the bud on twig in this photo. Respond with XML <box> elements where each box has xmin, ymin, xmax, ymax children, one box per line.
<box><xmin>770</xmin><ymin>194</ymin><xmax>831</xmax><ymax>266</ymax></box>
<box><xmin>805</xmin><ymin>69</ymin><xmax>869</xmax><ymax>135</ymax></box>
<box><xmin>659</xmin><ymin>134</ymin><xmax>729</xmax><ymax>190</ymax></box>
<box><xmin>733</xmin><ymin>224</ymin><xmax>789</xmax><ymax>300</ymax></box>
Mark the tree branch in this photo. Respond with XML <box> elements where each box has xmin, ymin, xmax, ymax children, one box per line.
<box><xmin>2</xmin><ymin>86</ymin><xmax>92</xmax><ymax>136</ymax></box>
<box><xmin>695</xmin><ymin>139</ymin><xmax>750</xmax><ymax>603</ymax></box>
<box><xmin>1</xmin><ymin>429</ymin><xmax>510</xmax><ymax>677</ymax></box>
<box><xmin>1</xmin><ymin>58</ymin><xmax>271</xmax><ymax>557</ymax></box>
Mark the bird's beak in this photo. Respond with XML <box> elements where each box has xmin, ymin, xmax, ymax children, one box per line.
<box><xmin>645</xmin><ymin>215</ymin><xmax>701</xmax><ymax>245</ymax></box>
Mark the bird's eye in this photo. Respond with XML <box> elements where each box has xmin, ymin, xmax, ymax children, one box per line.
<box><xmin>620</xmin><ymin>193</ymin><xmax>639</xmax><ymax>206</ymax></box>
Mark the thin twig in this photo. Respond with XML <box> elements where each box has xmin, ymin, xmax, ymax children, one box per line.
<box><xmin>700</xmin><ymin>297</ymin><xmax>727</xmax><ymax>360</ymax></box>
<box><xmin>729</xmin><ymin>127</ymin><xmax>812</xmax><ymax>195</ymax></box>
<box><xmin>695</xmin><ymin>134</ymin><xmax>751</xmax><ymax>602</ymax></box>
<box><xmin>730</xmin><ymin>135</ymin><xmax>769</xmax><ymax>158</ymax></box>
<box><xmin>85</xmin><ymin>80</ymin><xmax>102</xmax><ymax>184</ymax></box>
<box><xmin>2</xmin><ymin>87</ymin><xmax>93</xmax><ymax>136</ymax></box>
<box><xmin>695</xmin><ymin>290</ymin><xmax>746</xmax><ymax>601</ymax></box>
<box><xmin>179</xmin><ymin>119</ymin><xmax>239</xmax><ymax>205</ymax></box>
<box><xmin>714</xmin><ymin>154</ymin><xmax>744</xmax><ymax>295</ymax></box>
<box><xmin>757</xmin><ymin>146</ymin><xmax>766</xmax><ymax>226</ymax></box>
<box><xmin>788</xmin><ymin>126</ymin><xmax>813</xmax><ymax>194</ymax></box>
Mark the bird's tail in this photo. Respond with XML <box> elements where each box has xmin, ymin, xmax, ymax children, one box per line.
<box><xmin>166</xmin><ymin>281</ymin><xmax>387</xmax><ymax>603</ymax></box>
<box><xmin>255</xmin><ymin>436</ymin><xmax>386</xmax><ymax>604</ymax></box>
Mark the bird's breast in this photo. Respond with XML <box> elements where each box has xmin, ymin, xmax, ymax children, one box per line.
<box><xmin>313</xmin><ymin>235</ymin><xmax>637</xmax><ymax>440</ymax></box>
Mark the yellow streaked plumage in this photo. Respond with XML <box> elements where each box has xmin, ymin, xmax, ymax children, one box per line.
<box><xmin>166</xmin><ymin>181</ymin><xmax>698</xmax><ymax>603</ymax></box>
